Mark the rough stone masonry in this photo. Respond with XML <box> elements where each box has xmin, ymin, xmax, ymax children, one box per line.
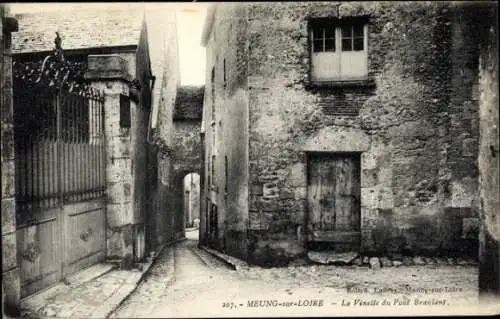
<box><xmin>201</xmin><ymin>2</ymin><xmax>496</xmax><ymax>267</ymax></box>
<box><xmin>477</xmin><ymin>3</ymin><xmax>500</xmax><ymax>297</ymax></box>
<box><xmin>1</xmin><ymin>3</ymin><xmax>20</xmax><ymax>316</ymax></box>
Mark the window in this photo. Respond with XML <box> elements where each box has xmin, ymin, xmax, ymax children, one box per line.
<box><xmin>310</xmin><ymin>19</ymin><xmax>368</xmax><ymax>82</ymax></box>
<box><xmin>212</xmin><ymin>121</ymin><xmax>216</xmax><ymax>151</ymax></box>
<box><xmin>207</xmin><ymin>156</ymin><xmax>211</xmax><ymax>189</ymax></box>
<box><xmin>312</xmin><ymin>26</ymin><xmax>336</xmax><ymax>52</ymax></box>
<box><xmin>341</xmin><ymin>25</ymin><xmax>364</xmax><ymax>51</ymax></box>
<box><xmin>211</xmin><ymin>155</ymin><xmax>216</xmax><ymax>189</ymax></box>
<box><xmin>119</xmin><ymin>94</ymin><xmax>131</xmax><ymax>128</ymax></box>
<box><xmin>224</xmin><ymin>155</ymin><xmax>228</xmax><ymax>194</ymax></box>
<box><xmin>211</xmin><ymin>67</ymin><xmax>215</xmax><ymax>121</ymax></box>
<box><xmin>223</xmin><ymin>59</ymin><xmax>227</xmax><ymax>90</ymax></box>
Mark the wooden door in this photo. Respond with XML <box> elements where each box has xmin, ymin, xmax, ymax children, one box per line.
<box><xmin>17</xmin><ymin>207</ymin><xmax>62</xmax><ymax>298</ymax></box>
<box><xmin>307</xmin><ymin>153</ymin><xmax>361</xmax><ymax>252</ymax></box>
<box><xmin>63</xmin><ymin>199</ymin><xmax>106</xmax><ymax>277</ymax></box>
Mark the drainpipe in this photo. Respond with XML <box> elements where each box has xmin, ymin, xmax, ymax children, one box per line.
<box><xmin>146</xmin><ymin>75</ymin><xmax>157</xmax><ymax>143</ymax></box>
<box><xmin>199</xmin><ymin>131</ymin><xmax>206</xmax><ymax>247</ymax></box>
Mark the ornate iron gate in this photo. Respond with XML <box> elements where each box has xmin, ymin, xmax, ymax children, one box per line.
<box><xmin>13</xmin><ymin>83</ymin><xmax>105</xmax><ymax>214</ymax></box>
<box><xmin>13</xmin><ymin>34</ymin><xmax>107</xmax><ymax>297</ymax></box>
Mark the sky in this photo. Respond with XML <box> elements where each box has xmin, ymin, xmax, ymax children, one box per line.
<box><xmin>176</xmin><ymin>4</ymin><xmax>207</xmax><ymax>85</ymax></box>
<box><xmin>9</xmin><ymin>2</ymin><xmax>207</xmax><ymax>86</ymax></box>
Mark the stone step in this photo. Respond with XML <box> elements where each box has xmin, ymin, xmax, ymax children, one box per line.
<box><xmin>307</xmin><ymin>251</ymin><xmax>359</xmax><ymax>265</ymax></box>
<box><xmin>306</xmin><ymin>252</ymin><xmax>478</xmax><ymax>268</ymax></box>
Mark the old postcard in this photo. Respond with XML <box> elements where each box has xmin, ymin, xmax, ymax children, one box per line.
<box><xmin>1</xmin><ymin>1</ymin><xmax>499</xmax><ymax>318</ymax></box>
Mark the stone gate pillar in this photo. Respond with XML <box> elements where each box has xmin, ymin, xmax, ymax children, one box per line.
<box><xmin>85</xmin><ymin>54</ymin><xmax>140</xmax><ymax>268</ymax></box>
<box><xmin>1</xmin><ymin>4</ymin><xmax>20</xmax><ymax>316</ymax></box>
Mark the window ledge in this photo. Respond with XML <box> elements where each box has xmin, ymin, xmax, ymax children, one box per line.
<box><xmin>306</xmin><ymin>78</ymin><xmax>376</xmax><ymax>89</ymax></box>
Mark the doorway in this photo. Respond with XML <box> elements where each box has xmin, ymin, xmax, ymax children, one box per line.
<box><xmin>306</xmin><ymin>152</ymin><xmax>361</xmax><ymax>252</ymax></box>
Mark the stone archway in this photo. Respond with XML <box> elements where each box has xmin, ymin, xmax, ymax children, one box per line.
<box><xmin>171</xmin><ymin>169</ymin><xmax>201</xmax><ymax>241</ymax></box>
<box><xmin>171</xmin><ymin>85</ymin><xmax>204</xmax><ymax>239</ymax></box>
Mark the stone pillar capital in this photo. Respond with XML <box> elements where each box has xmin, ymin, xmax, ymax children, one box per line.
<box><xmin>2</xmin><ymin>16</ymin><xmax>18</xmax><ymax>33</ymax></box>
<box><xmin>84</xmin><ymin>54</ymin><xmax>133</xmax><ymax>83</ymax></box>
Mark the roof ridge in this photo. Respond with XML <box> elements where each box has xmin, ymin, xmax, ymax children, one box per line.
<box><xmin>12</xmin><ymin>8</ymin><xmax>144</xmax><ymax>53</ymax></box>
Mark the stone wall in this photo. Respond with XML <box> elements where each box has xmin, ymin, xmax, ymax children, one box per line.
<box><xmin>477</xmin><ymin>3</ymin><xmax>500</xmax><ymax>297</ymax></box>
<box><xmin>131</xmin><ymin>18</ymin><xmax>152</xmax><ymax>261</ymax></box>
<box><xmin>441</xmin><ymin>4</ymin><xmax>484</xmax><ymax>258</ymax></box>
<box><xmin>202</xmin><ymin>3</ymin><xmax>250</xmax><ymax>258</ymax></box>
<box><xmin>171</xmin><ymin>86</ymin><xmax>203</xmax><ymax>234</ymax></box>
<box><xmin>244</xmin><ymin>2</ymin><xmax>483</xmax><ymax>265</ymax></box>
<box><xmin>1</xmin><ymin>4</ymin><xmax>20</xmax><ymax>315</ymax></box>
<box><xmin>172</xmin><ymin>120</ymin><xmax>202</xmax><ymax>220</ymax></box>
<box><xmin>150</xmin><ymin>9</ymin><xmax>182</xmax><ymax>246</ymax></box>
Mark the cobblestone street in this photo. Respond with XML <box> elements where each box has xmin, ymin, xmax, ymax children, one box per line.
<box><xmin>110</xmin><ymin>230</ymin><xmax>488</xmax><ymax>318</ymax></box>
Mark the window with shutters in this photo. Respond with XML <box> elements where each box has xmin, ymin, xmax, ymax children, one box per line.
<box><xmin>309</xmin><ymin>18</ymin><xmax>369</xmax><ymax>82</ymax></box>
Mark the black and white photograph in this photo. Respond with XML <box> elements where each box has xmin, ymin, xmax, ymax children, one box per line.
<box><xmin>1</xmin><ymin>2</ymin><xmax>499</xmax><ymax>318</ymax></box>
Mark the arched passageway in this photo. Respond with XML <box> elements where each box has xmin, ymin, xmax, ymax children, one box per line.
<box><xmin>171</xmin><ymin>85</ymin><xmax>204</xmax><ymax>241</ymax></box>
<box><xmin>183</xmin><ymin>172</ymin><xmax>200</xmax><ymax>229</ymax></box>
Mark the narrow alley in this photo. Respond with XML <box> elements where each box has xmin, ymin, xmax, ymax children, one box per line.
<box><xmin>110</xmin><ymin>230</ymin><xmax>481</xmax><ymax>318</ymax></box>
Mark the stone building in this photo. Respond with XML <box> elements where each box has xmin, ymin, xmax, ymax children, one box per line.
<box><xmin>477</xmin><ymin>4</ymin><xmax>499</xmax><ymax>297</ymax></box>
<box><xmin>172</xmin><ymin>86</ymin><xmax>204</xmax><ymax>228</ymax></box>
<box><xmin>2</xmin><ymin>4</ymin><xmax>179</xmax><ymax>305</ymax></box>
<box><xmin>200</xmin><ymin>2</ymin><xmax>496</xmax><ymax>267</ymax></box>
<box><xmin>143</xmin><ymin>5</ymin><xmax>183</xmax><ymax>252</ymax></box>
<box><xmin>1</xmin><ymin>4</ymin><xmax>19</xmax><ymax>316</ymax></box>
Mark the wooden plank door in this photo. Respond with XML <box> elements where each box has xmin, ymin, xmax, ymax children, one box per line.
<box><xmin>307</xmin><ymin>153</ymin><xmax>361</xmax><ymax>252</ymax></box>
<box><xmin>62</xmin><ymin>199</ymin><xmax>106</xmax><ymax>277</ymax></box>
<box><xmin>17</xmin><ymin>207</ymin><xmax>62</xmax><ymax>298</ymax></box>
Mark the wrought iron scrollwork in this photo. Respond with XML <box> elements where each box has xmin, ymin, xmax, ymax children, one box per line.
<box><xmin>12</xmin><ymin>32</ymin><xmax>100</xmax><ymax>97</ymax></box>
<box><xmin>129</xmin><ymin>79</ymin><xmax>142</xmax><ymax>103</ymax></box>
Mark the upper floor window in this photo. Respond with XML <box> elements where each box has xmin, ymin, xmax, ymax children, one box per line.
<box><xmin>207</xmin><ymin>155</ymin><xmax>211</xmax><ymax>188</ymax></box>
<box><xmin>223</xmin><ymin>59</ymin><xmax>227</xmax><ymax>90</ymax></box>
<box><xmin>211</xmin><ymin>67</ymin><xmax>215</xmax><ymax>121</ymax></box>
<box><xmin>211</xmin><ymin>154</ymin><xmax>216</xmax><ymax>189</ymax></box>
<box><xmin>310</xmin><ymin>18</ymin><xmax>368</xmax><ymax>82</ymax></box>
<box><xmin>341</xmin><ymin>25</ymin><xmax>365</xmax><ymax>51</ymax></box>
<box><xmin>119</xmin><ymin>94</ymin><xmax>131</xmax><ymax>129</ymax></box>
<box><xmin>224</xmin><ymin>155</ymin><xmax>228</xmax><ymax>194</ymax></box>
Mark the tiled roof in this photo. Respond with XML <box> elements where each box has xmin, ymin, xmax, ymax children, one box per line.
<box><xmin>174</xmin><ymin>86</ymin><xmax>204</xmax><ymax>120</ymax></box>
<box><xmin>12</xmin><ymin>7</ymin><xmax>143</xmax><ymax>53</ymax></box>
